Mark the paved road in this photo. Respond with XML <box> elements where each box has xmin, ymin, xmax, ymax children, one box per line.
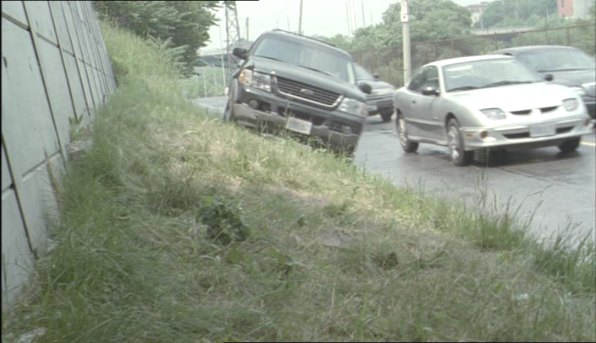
<box><xmin>193</xmin><ymin>97</ymin><xmax>596</xmax><ymax>245</ymax></box>
<box><xmin>354</xmin><ymin>115</ymin><xmax>596</xmax><ymax>245</ymax></box>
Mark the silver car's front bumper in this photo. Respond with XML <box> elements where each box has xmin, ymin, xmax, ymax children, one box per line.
<box><xmin>460</xmin><ymin>116</ymin><xmax>593</xmax><ymax>151</ymax></box>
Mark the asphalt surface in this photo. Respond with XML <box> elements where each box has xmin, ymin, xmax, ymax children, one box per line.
<box><xmin>193</xmin><ymin>96</ymin><xmax>596</xmax><ymax>246</ymax></box>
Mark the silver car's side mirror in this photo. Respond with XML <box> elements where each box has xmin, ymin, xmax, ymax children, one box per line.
<box><xmin>421</xmin><ymin>85</ymin><xmax>440</xmax><ymax>96</ymax></box>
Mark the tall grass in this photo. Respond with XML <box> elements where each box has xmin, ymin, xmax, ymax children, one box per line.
<box><xmin>2</xmin><ymin>21</ymin><xmax>594</xmax><ymax>342</ymax></box>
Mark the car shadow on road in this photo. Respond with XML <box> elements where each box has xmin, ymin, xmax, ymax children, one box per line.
<box><xmin>470</xmin><ymin>149</ymin><xmax>583</xmax><ymax>168</ymax></box>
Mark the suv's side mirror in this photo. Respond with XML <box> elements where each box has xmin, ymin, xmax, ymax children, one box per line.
<box><xmin>233</xmin><ymin>47</ymin><xmax>248</xmax><ymax>60</ymax></box>
<box><xmin>358</xmin><ymin>82</ymin><xmax>372</xmax><ymax>95</ymax></box>
<box><xmin>544</xmin><ymin>73</ymin><xmax>554</xmax><ymax>81</ymax></box>
<box><xmin>373</xmin><ymin>73</ymin><xmax>380</xmax><ymax>80</ymax></box>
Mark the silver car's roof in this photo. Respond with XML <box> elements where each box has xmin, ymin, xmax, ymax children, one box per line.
<box><xmin>428</xmin><ymin>54</ymin><xmax>514</xmax><ymax>68</ymax></box>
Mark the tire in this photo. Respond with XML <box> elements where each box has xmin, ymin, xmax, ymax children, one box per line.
<box><xmin>222</xmin><ymin>82</ymin><xmax>237</xmax><ymax>122</ymax></box>
<box><xmin>446</xmin><ymin>118</ymin><xmax>472</xmax><ymax>166</ymax></box>
<box><xmin>558</xmin><ymin>137</ymin><xmax>580</xmax><ymax>153</ymax></box>
<box><xmin>396</xmin><ymin>113</ymin><xmax>419</xmax><ymax>153</ymax></box>
<box><xmin>380</xmin><ymin>110</ymin><xmax>393</xmax><ymax>122</ymax></box>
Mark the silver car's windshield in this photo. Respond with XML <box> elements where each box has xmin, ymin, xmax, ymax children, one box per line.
<box><xmin>443</xmin><ymin>58</ymin><xmax>542</xmax><ymax>92</ymax></box>
<box><xmin>252</xmin><ymin>35</ymin><xmax>356</xmax><ymax>83</ymax></box>
<box><xmin>517</xmin><ymin>49</ymin><xmax>596</xmax><ymax>72</ymax></box>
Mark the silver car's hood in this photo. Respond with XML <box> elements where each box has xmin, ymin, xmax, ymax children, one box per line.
<box><xmin>447</xmin><ymin>83</ymin><xmax>573</xmax><ymax>111</ymax></box>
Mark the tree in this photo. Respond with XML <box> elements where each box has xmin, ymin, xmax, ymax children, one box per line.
<box><xmin>351</xmin><ymin>0</ymin><xmax>472</xmax><ymax>50</ymax></box>
<box><xmin>477</xmin><ymin>0</ymin><xmax>558</xmax><ymax>29</ymax></box>
<box><xmin>93</xmin><ymin>1</ymin><xmax>220</xmax><ymax>75</ymax></box>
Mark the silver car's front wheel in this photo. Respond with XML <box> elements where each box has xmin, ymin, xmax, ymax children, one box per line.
<box><xmin>396</xmin><ymin>113</ymin><xmax>418</xmax><ymax>153</ymax></box>
<box><xmin>446</xmin><ymin>118</ymin><xmax>472</xmax><ymax>166</ymax></box>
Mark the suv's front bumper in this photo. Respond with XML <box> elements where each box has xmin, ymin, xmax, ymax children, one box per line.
<box><xmin>232</xmin><ymin>86</ymin><xmax>365</xmax><ymax>151</ymax></box>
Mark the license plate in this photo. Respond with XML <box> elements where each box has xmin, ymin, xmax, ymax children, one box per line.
<box><xmin>286</xmin><ymin>117</ymin><xmax>312</xmax><ymax>135</ymax></box>
<box><xmin>530</xmin><ymin>123</ymin><xmax>555</xmax><ymax>137</ymax></box>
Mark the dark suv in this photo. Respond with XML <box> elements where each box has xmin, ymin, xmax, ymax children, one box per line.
<box><xmin>223</xmin><ymin>30</ymin><xmax>371</xmax><ymax>153</ymax></box>
<box><xmin>494</xmin><ymin>45</ymin><xmax>595</xmax><ymax>120</ymax></box>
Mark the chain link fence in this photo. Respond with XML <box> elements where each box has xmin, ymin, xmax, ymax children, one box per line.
<box><xmin>351</xmin><ymin>23</ymin><xmax>596</xmax><ymax>88</ymax></box>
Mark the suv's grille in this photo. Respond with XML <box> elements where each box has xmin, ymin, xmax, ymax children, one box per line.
<box><xmin>275</xmin><ymin>76</ymin><xmax>342</xmax><ymax>107</ymax></box>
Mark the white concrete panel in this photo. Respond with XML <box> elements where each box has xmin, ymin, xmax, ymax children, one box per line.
<box><xmin>36</xmin><ymin>38</ymin><xmax>76</xmax><ymax>149</ymax></box>
<box><xmin>1</xmin><ymin>145</ymin><xmax>12</xmax><ymax>192</ymax></box>
<box><xmin>62</xmin><ymin>52</ymin><xmax>88</xmax><ymax>120</ymax></box>
<box><xmin>63</xmin><ymin>2</ymin><xmax>83</xmax><ymax>59</ymax></box>
<box><xmin>1</xmin><ymin>190</ymin><xmax>35</xmax><ymax>312</ymax></box>
<box><xmin>48</xmin><ymin>1</ymin><xmax>73</xmax><ymax>54</ymax></box>
<box><xmin>23</xmin><ymin>1</ymin><xmax>57</xmax><ymax>44</ymax></box>
<box><xmin>20</xmin><ymin>163</ymin><xmax>58</xmax><ymax>256</ymax></box>
<box><xmin>1</xmin><ymin>0</ymin><xmax>28</xmax><ymax>27</ymax></box>
<box><xmin>86</xmin><ymin>64</ymin><xmax>101</xmax><ymax>108</ymax></box>
<box><xmin>1</xmin><ymin>18</ymin><xmax>60</xmax><ymax>175</ymax></box>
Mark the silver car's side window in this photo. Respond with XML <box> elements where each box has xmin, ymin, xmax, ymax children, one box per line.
<box><xmin>408</xmin><ymin>66</ymin><xmax>438</xmax><ymax>93</ymax></box>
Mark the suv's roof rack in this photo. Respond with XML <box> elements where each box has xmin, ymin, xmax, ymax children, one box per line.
<box><xmin>270</xmin><ymin>29</ymin><xmax>336</xmax><ymax>47</ymax></box>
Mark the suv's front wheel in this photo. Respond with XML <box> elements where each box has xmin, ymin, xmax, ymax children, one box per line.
<box><xmin>380</xmin><ymin>109</ymin><xmax>393</xmax><ymax>122</ymax></box>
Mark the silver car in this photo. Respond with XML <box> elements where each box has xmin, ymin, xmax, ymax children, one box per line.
<box><xmin>393</xmin><ymin>55</ymin><xmax>593</xmax><ymax>166</ymax></box>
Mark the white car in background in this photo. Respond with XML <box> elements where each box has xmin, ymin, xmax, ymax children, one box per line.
<box><xmin>393</xmin><ymin>55</ymin><xmax>593</xmax><ymax>166</ymax></box>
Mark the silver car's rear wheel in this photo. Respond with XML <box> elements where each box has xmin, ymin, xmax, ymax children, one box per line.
<box><xmin>396</xmin><ymin>113</ymin><xmax>418</xmax><ymax>153</ymax></box>
<box><xmin>447</xmin><ymin>118</ymin><xmax>472</xmax><ymax>166</ymax></box>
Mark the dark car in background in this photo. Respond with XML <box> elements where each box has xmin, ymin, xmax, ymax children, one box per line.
<box><xmin>494</xmin><ymin>45</ymin><xmax>596</xmax><ymax>121</ymax></box>
<box><xmin>354</xmin><ymin>63</ymin><xmax>396</xmax><ymax>122</ymax></box>
<box><xmin>224</xmin><ymin>29</ymin><xmax>372</xmax><ymax>154</ymax></box>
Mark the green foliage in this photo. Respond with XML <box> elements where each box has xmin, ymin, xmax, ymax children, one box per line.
<box><xmin>93</xmin><ymin>0</ymin><xmax>220</xmax><ymax>75</ymax></box>
<box><xmin>478</xmin><ymin>0</ymin><xmax>558</xmax><ymax>28</ymax></box>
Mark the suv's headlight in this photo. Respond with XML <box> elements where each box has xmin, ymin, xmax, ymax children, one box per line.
<box><xmin>562</xmin><ymin>98</ymin><xmax>579</xmax><ymax>111</ymax></box>
<box><xmin>238</xmin><ymin>69</ymin><xmax>271</xmax><ymax>92</ymax></box>
<box><xmin>339</xmin><ymin>98</ymin><xmax>368</xmax><ymax>116</ymax></box>
<box><xmin>570</xmin><ymin>86</ymin><xmax>586</xmax><ymax>97</ymax></box>
<box><xmin>480</xmin><ymin>108</ymin><xmax>506</xmax><ymax>120</ymax></box>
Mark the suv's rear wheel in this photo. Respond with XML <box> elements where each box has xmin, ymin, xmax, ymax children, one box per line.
<box><xmin>380</xmin><ymin>110</ymin><xmax>393</xmax><ymax>122</ymax></box>
<box><xmin>396</xmin><ymin>112</ymin><xmax>418</xmax><ymax>153</ymax></box>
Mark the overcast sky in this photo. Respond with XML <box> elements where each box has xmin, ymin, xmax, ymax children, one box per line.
<box><xmin>203</xmin><ymin>0</ymin><xmax>491</xmax><ymax>51</ymax></box>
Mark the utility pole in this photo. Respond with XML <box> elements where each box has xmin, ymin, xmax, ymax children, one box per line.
<box><xmin>401</xmin><ymin>0</ymin><xmax>411</xmax><ymax>84</ymax></box>
<box><xmin>345</xmin><ymin>0</ymin><xmax>352</xmax><ymax>34</ymax></box>
<box><xmin>224</xmin><ymin>1</ymin><xmax>241</xmax><ymax>83</ymax></box>
<box><xmin>245</xmin><ymin>17</ymin><xmax>249</xmax><ymax>41</ymax></box>
<box><xmin>298</xmin><ymin>0</ymin><xmax>303</xmax><ymax>34</ymax></box>
<box><xmin>361</xmin><ymin>0</ymin><xmax>366</xmax><ymax>27</ymax></box>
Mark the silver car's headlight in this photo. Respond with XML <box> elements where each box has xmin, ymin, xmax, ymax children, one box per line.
<box><xmin>480</xmin><ymin>108</ymin><xmax>506</xmax><ymax>120</ymax></box>
<box><xmin>570</xmin><ymin>86</ymin><xmax>586</xmax><ymax>97</ymax></box>
<box><xmin>339</xmin><ymin>98</ymin><xmax>368</xmax><ymax>116</ymax></box>
<box><xmin>238</xmin><ymin>69</ymin><xmax>271</xmax><ymax>92</ymax></box>
<box><xmin>563</xmin><ymin>98</ymin><xmax>579</xmax><ymax>111</ymax></box>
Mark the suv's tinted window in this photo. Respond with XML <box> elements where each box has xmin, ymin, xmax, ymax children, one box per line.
<box><xmin>253</xmin><ymin>35</ymin><xmax>356</xmax><ymax>84</ymax></box>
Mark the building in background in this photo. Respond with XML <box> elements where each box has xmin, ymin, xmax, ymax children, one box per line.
<box><xmin>558</xmin><ymin>0</ymin><xmax>593</xmax><ymax>19</ymax></box>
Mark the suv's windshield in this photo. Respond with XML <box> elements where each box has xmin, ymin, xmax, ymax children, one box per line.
<box><xmin>253</xmin><ymin>35</ymin><xmax>356</xmax><ymax>84</ymax></box>
<box><xmin>517</xmin><ymin>48</ymin><xmax>596</xmax><ymax>72</ymax></box>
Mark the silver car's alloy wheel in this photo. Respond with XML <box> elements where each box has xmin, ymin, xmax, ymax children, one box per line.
<box><xmin>446</xmin><ymin>119</ymin><xmax>472</xmax><ymax>166</ymax></box>
<box><xmin>396</xmin><ymin>114</ymin><xmax>418</xmax><ymax>153</ymax></box>
<box><xmin>447</xmin><ymin>125</ymin><xmax>461</xmax><ymax>160</ymax></box>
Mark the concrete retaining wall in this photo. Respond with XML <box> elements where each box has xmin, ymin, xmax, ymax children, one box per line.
<box><xmin>1</xmin><ymin>1</ymin><xmax>116</xmax><ymax>312</ymax></box>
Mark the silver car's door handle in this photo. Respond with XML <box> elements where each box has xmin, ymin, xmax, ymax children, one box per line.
<box><xmin>411</xmin><ymin>100</ymin><xmax>416</xmax><ymax>104</ymax></box>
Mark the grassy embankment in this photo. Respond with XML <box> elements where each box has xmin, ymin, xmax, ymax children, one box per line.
<box><xmin>2</xmin><ymin>22</ymin><xmax>595</xmax><ymax>342</ymax></box>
